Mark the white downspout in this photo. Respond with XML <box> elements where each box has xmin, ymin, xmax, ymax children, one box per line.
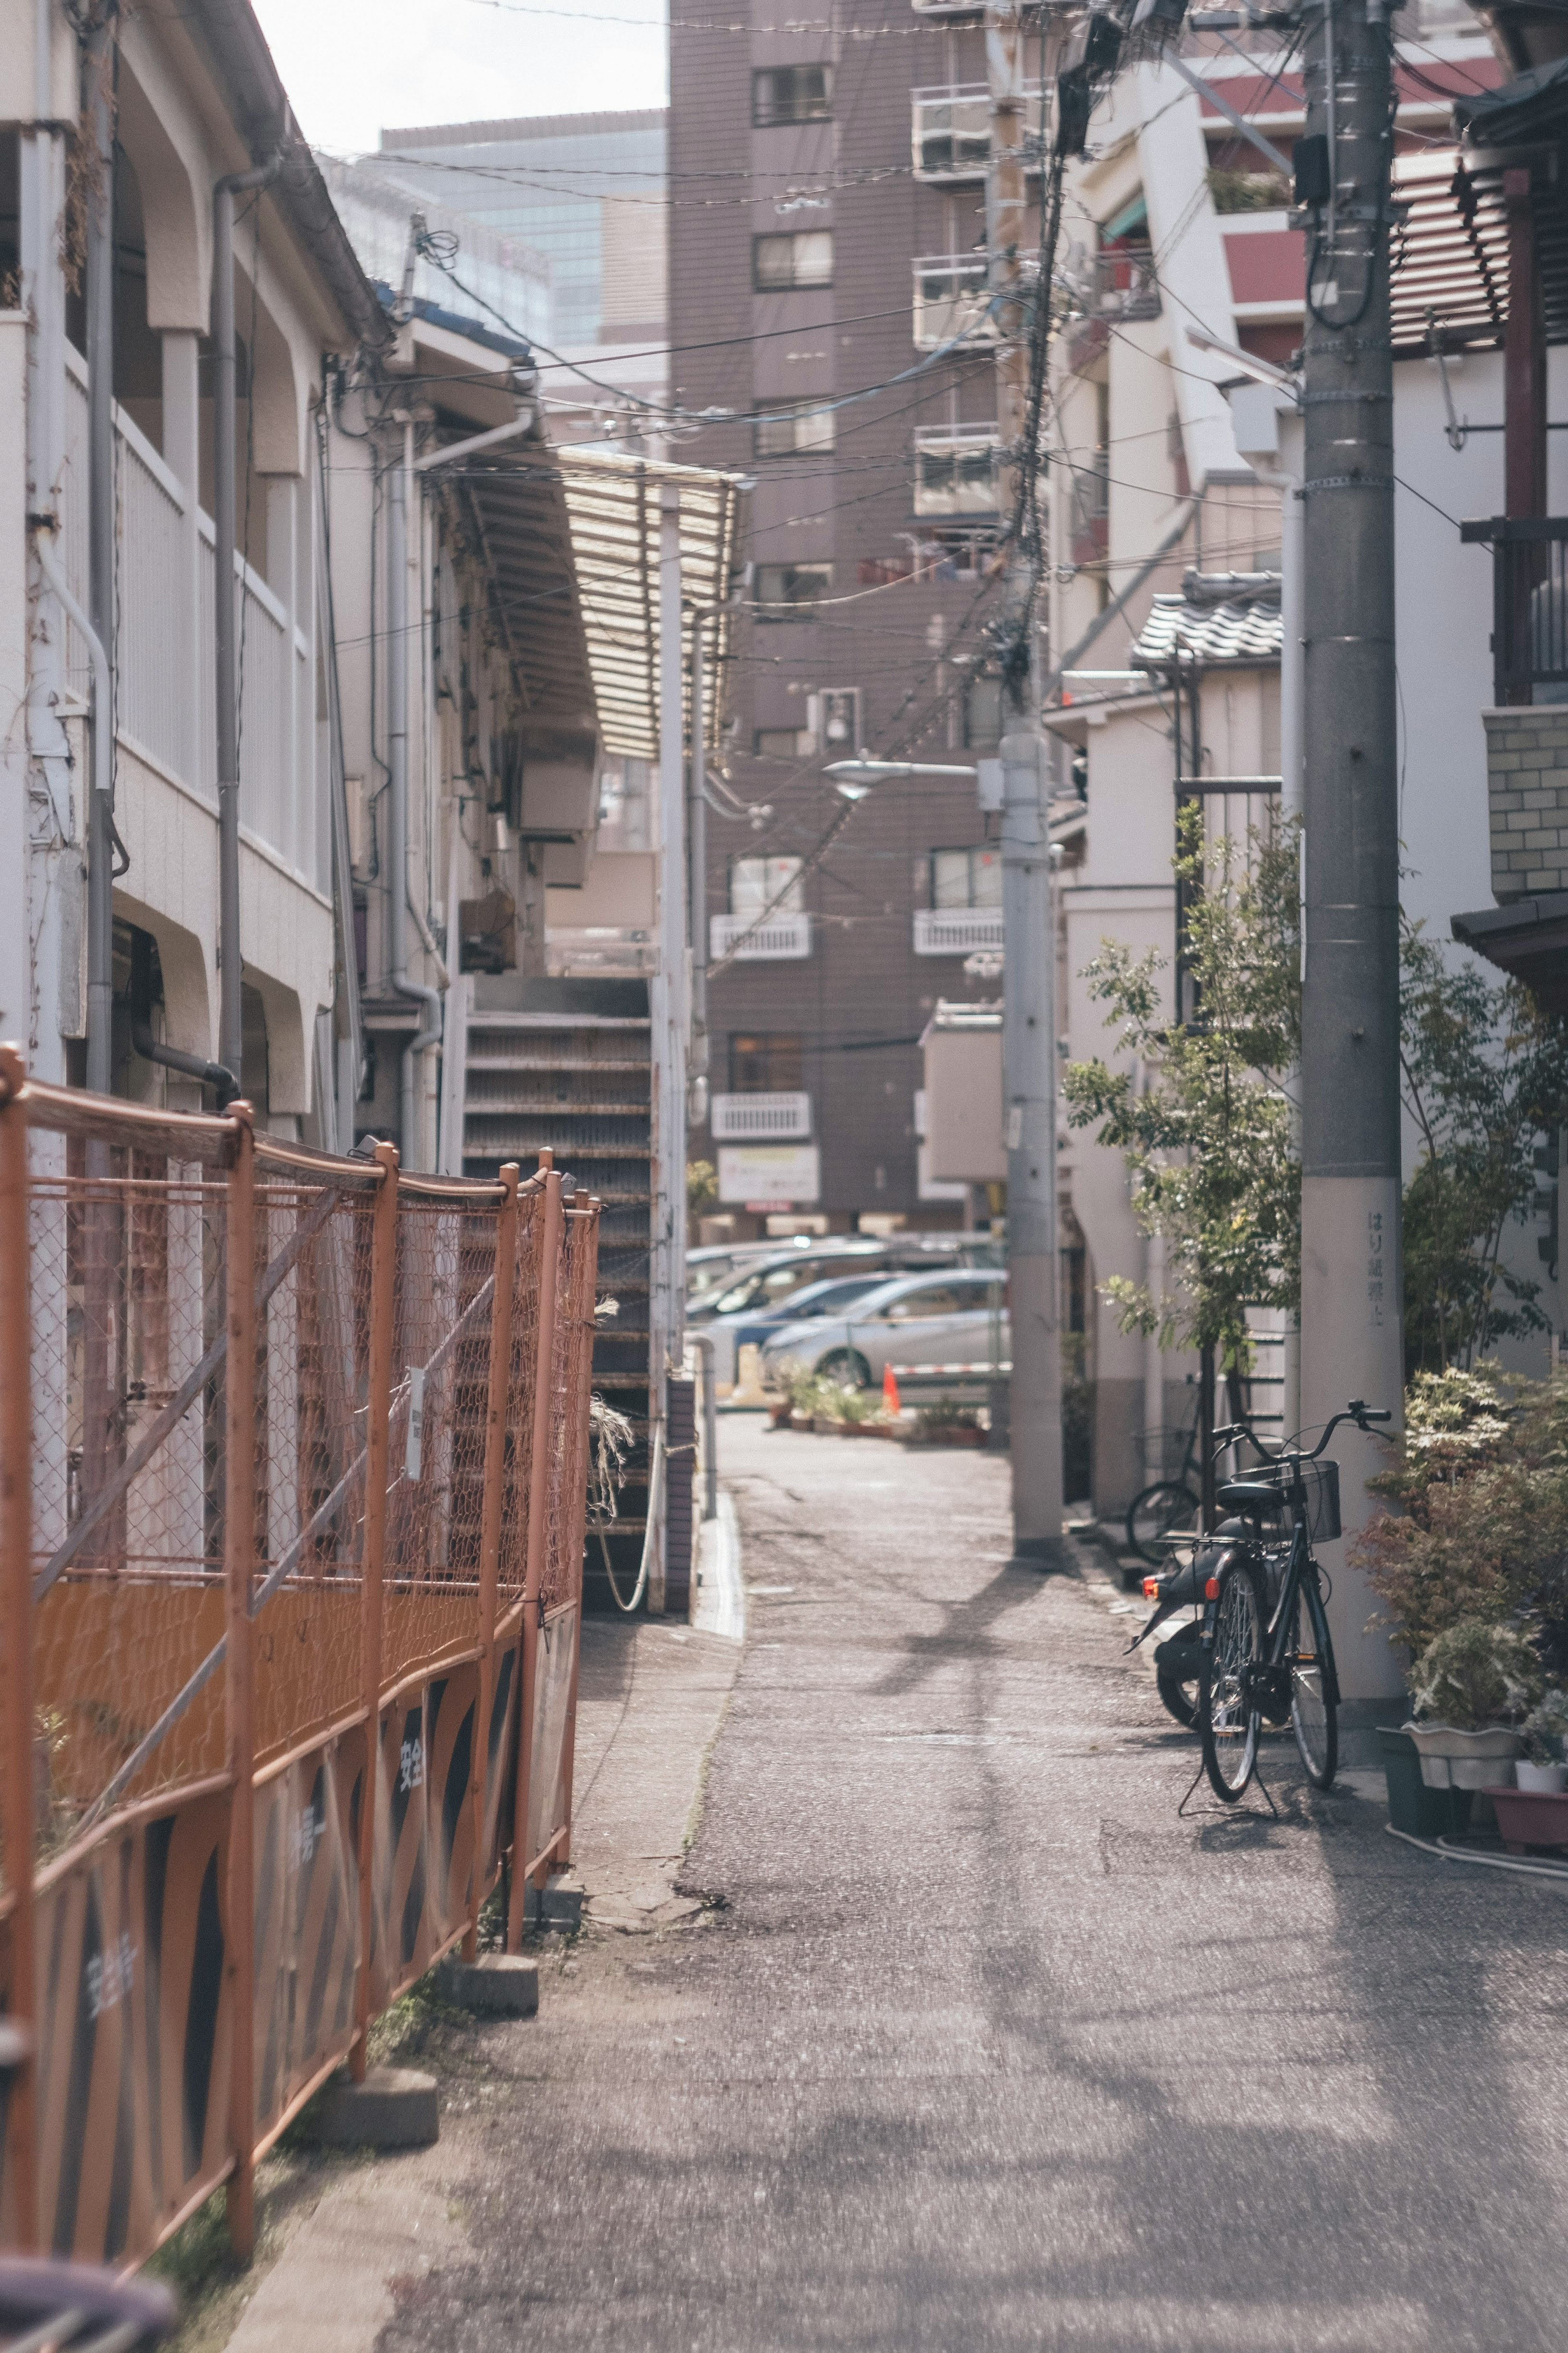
<box><xmin>387</xmin><ymin>414</ymin><xmax>442</xmax><ymax>1167</ymax></box>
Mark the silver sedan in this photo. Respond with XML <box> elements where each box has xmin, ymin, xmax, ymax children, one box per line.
<box><xmin>759</xmin><ymin>1268</ymin><xmax>1008</xmax><ymax>1390</ymax></box>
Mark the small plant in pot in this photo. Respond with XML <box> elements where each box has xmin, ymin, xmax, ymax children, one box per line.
<box><xmin>1518</xmin><ymin>1688</ymin><xmax>1568</xmax><ymax>1793</ymax></box>
<box><xmin>1405</xmin><ymin>1618</ymin><xmax>1544</xmax><ymax>1789</ymax></box>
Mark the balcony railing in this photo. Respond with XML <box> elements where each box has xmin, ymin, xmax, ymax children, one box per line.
<box><xmin>914</xmin><ymin>908</ymin><xmax>1006</xmax><ymax>955</ymax></box>
<box><xmin>710</xmin><ymin>1091</ymin><xmax>813</xmax><ymax>1140</ymax></box>
<box><xmin>1082</xmin><ymin>245</ymin><xmax>1160</xmax><ymax>323</ymax></box>
<box><xmin>59</xmin><ymin>352</ymin><xmax>321</xmax><ymax>891</ymax></box>
<box><xmin>911</xmin><ymin>85</ymin><xmax>1045</xmax><ymax>180</ymax></box>
<box><xmin>912</xmin><ymin>255</ymin><xmax>999</xmax><ymax>352</ymax></box>
<box><xmin>914</xmin><ymin>426</ymin><xmax>1001</xmax><ymax>517</ymax></box>
<box><xmin>1459</xmin><ymin>517</ymin><xmax>1568</xmax><ymax>705</ymax></box>
<box><xmin>710</xmin><ymin>910</ymin><xmax>813</xmax><ymax>961</ymax></box>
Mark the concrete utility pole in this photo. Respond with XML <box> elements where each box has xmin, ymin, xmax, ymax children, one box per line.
<box><xmin>988</xmin><ymin>0</ymin><xmax>1064</xmax><ymax>1568</ymax></box>
<box><xmin>1298</xmin><ymin>0</ymin><xmax>1406</xmax><ymax>1720</ymax></box>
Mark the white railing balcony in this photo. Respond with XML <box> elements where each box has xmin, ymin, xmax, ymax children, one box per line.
<box><xmin>914</xmin><ymin>426</ymin><xmax>1001</xmax><ymax>517</ymax></box>
<box><xmin>710</xmin><ymin>910</ymin><xmax>813</xmax><ymax>961</ymax></box>
<box><xmin>912</xmin><ymin>255</ymin><xmax>1000</xmax><ymax>352</ymax></box>
<box><xmin>710</xmin><ymin>1091</ymin><xmax>813</xmax><ymax>1141</ymax></box>
<box><xmin>915</xmin><ymin>907</ymin><xmax>1006</xmax><ymax>956</ymax></box>
<box><xmin>912</xmin><ymin>85</ymin><xmax>1044</xmax><ymax>179</ymax></box>
<box><xmin>60</xmin><ymin>352</ymin><xmax>322</xmax><ymax>894</ymax></box>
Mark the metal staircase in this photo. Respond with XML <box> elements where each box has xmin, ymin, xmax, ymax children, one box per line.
<box><xmin>444</xmin><ymin>974</ymin><xmax>653</xmax><ymax>1608</ymax></box>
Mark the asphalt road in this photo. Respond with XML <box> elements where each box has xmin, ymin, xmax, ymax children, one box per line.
<box><xmin>383</xmin><ymin>1417</ymin><xmax>1568</xmax><ymax>2352</ymax></box>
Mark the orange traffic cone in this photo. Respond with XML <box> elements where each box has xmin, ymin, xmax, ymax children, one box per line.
<box><xmin>882</xmin><ymin>1363</ymin><xmax>902</xmax><ymax>1416</ymax></box>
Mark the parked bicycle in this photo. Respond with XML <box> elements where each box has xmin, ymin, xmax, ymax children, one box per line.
<box><xmin>1124</xmin><ymin>1398</ymin><xmax>1201</xmax><ymax>1568</ymax></box>
<box><xmin>1134</xmin><ymin>1400</ymin><xmax>1392</xmax><ymax>1801</ymax></box>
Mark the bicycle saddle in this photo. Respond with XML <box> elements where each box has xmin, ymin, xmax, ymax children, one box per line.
<box><xmin>1216</xmin><ymin>1479</ymin><xmax>1281</xmax><ymax>1516</ymax></box>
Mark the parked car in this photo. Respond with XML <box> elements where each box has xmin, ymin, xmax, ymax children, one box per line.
<box><xmin>686</xmin><ymin>1241</ymin><xmax>789</xmax><ymax>1309</ymax></box>
<box><xmin>760</xmin><ymin>1267</ymin><xmax>1009</xmax><ymax>1391</ymax></box>
<box><xmin>702</xmin><ymin>1271</ymin><xmax>901</xmax><ymax>1387</ymax></box>
<box><xmin>687</xmin><ymin>1240</ymin><xmax>891</xmax><ymax>1327</ymax></box>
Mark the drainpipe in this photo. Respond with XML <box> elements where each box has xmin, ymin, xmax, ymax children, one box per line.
<box><xmin>387</xmin><ymin>415</ymin><xmax>441</xmax><ymax>1167</ymax></box>
<box><xmin>83</xmin><ymin>5</ymin><xmax>114</xmax><ymax>1094</ymax></box>
<box><xmin>214</xmin><ymin>149</ymin><xmax>284</xmax><ymax>1084</ymax></box>
<box><xmin>129</xmin><ymin>930</ymin><xmax>237</xmax><ymax>1104</ymax></box>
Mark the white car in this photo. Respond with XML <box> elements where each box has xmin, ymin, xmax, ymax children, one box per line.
<box><xmin>760</xmin><ymin>1267</ymin><xmax>1008</xmax><ymax>1391</ymax></box>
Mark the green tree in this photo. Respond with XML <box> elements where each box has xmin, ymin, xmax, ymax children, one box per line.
<box><xmin>1399</xmin><ymin>922</ymin><xmax>1568</xmax><ymax>1373</ymax></box>
<box><xmin>1062</xmin><ymin>807</ymin><xmax>1300</xmax><ymax>1376</ymax></box>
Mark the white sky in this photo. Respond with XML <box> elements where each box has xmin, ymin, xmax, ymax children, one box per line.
<box><xmin>252</xmin><ymin>0</ymin><xmax>667</xmax><ymax>154</ymax></box>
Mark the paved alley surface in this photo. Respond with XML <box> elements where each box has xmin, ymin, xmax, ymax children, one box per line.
<box><xmin>382</xmin><ymin>1419</ymin><xmax>1568</xmax><ymax>2352</ymax></box>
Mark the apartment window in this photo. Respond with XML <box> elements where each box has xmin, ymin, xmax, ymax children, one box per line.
<box><xmin>754</xmin><ymin>727</ymin><xmax>815</xmax><ymax>758</ymax></box>
<box><xmin>931</xmin><ymin>847</ymin><xmax>1003</xmax><ymax>910</ymax></box>
<box><xmin>731</xmin><ymin>855</ymin><xmax>805</xmax><ymax>917</ymax></box>
<box><xmin>755</xmin><ymin>562</ymin><xmax>832</xmax><ymax>620</ymax></box>
<box><xmin>755</xmin><ymin>398</ymin><xmax>836</xmax><ymax>459</ymax></box>
<box><xmin>753</xmin><ymin>65</ymin><xmax>832</xmax><ymax>126</ymax></box>
<box><xmin>962</xmin><ymin>674</ymin><xmax>1005</xmax><ymax>747</ymax></box>
<box><xmin>730</xmin><ymin>1033</ymin><xmax>805</xmax><ymax>1093</ymax></box>
<box><xmin>753</xmin><ymin>230</ymin><xmax>834</xmax><ymax>291</ymax></box>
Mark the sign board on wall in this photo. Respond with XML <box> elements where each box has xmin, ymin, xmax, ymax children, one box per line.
<box><xmin>718</xmin><ymin>1143</ymin><xmax>821</xmax><ymax>1204</ymax></box>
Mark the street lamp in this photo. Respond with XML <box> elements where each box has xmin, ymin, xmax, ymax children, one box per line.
<box><xmin>826</xmin><ymin>757</ymin><xmax>979</xmax><ymax>801</ymax></box>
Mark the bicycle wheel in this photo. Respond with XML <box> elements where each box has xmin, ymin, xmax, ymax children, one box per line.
<box><xmin>1200</xmin><ymin>1556</ymin><xmax>1265</xmax><ymax>1801</ymax></box>
<box><xmin>1288</xmin><ymin>1575</ymin><xmax>1339</xmax><ymax>1789</ymax></box>
<box><xmin>1126</xmin><ymin>1481</ymin><xmax>1200</xmax><ymax>1566</ymax></box>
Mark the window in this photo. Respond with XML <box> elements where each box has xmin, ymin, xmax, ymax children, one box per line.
<box><xmin>730</xmin><ymin>856</ymin><xmax>804</xmax><ymax>917</ymax></box>
<box><xmin>962</xmin><ymin>674</ymin><xmax>1004</xmax><ymax>747</ymax></box>
<box><xmin>754</xmin><ymin>727</ymin><xmax>815</xmax><ymax>758</ymax></box>
<box><xmin>729</xmin><ymin>1032</ymin><xmax>804</xmax><ymax>1092</ymax></box>
<box><xmin>753</xmin><ymin>65</ymin><xmax>833</xmax><ymax>126</ymax></box>
<box><xmin>753</xmin><ymin>231</ymin><xmax>834</xmax><ymax>291</ymax></box>
<box><xmin>931</xmin><ymin>846</ymin><xmax>1002</xmax><ymax>910</ymax></box>
<box><xmin>883</xmin><ymin>1285</ymin><xmax>963</xmax><ymax>1321</ymax></box>
<box><xmin>755</xmin><ymin>398</ymin><xmax>836</xmax><ymax>459</ymax></box>
<box><xmin>755</xmin><ymin>562</ymin><xmax>832</xmax><ymax>620</ymax></box>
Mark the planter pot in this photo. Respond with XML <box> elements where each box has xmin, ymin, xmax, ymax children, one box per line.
<box><xmin>1379</xmin><ymin>1727</ymin><xmax>1473</xmax><ymax>1840</ymax></box>
<box><xmin>1516</xmin><ymin>1760</ymin><xmax>1568</xmax><ymax>1794</ymax></box>
<box><xmin>1485</xmin><ymin>1784</ymin><xmax>1568</xmax><ymax>1853</ymax></box>
<box><xmin>909</xmin><ymin>1424</ymin><xmax>986</xmax><ymax>1448</ymax></box>
<box><xmin>1404</xmin><ymin>1722</ymin><xmax>1525</xmax><ymax>1790</ymax></box>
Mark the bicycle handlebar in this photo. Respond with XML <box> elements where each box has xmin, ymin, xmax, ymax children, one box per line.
<box><xmin>1211</xmin><ymin>1400</ymin><xmax>1392</xmax><ymax>1464</ymax></box>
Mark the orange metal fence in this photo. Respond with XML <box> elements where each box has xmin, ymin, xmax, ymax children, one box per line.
<box><xmin>0</xmin><ymin>1050</ymin><xmax>600</xmax><ymax>2266</ymax></box>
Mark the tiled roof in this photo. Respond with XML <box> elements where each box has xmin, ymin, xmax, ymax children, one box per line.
<box><xmin>1131</xmin><ymin>590</ymin><xmax>1284</xmax><ymax>668</ymax></box>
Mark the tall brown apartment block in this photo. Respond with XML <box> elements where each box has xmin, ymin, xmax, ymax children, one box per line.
<box><xmin>670</xmin><ymin>2</ymin><xmax>1037</xmax><ymax>1236</ymax></box>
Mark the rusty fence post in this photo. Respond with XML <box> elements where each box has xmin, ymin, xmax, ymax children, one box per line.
<box><xmin>555</xmin><ymin>1192</ymin><xmax>599</xmax><ymax>1871</ymax></box>
<box><xmin>353</xmin><ymin>1142</ymin><xmax>400</xmax><ymax>2078</ymax></box>
<box><xmin>467</xmin><ymin>1164</ymin><xmax>518</xmax><ymax>1959</ymax></box>
<box><xmin>0</xmin><ymin>1047</ymin><xmax>38</xmax><ymax>2248</ymax></box>
<box><xmin>507</xmin><ymin>1169</ymin><xmax>563</xmax><ymax>1950</ymax></box>
<box><xmin>223</xmin><ymin>1101</ymin><xmax>258</xmax><ymax>2261</ymax></box>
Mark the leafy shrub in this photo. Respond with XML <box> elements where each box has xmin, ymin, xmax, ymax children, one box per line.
<box><xmin>1354</xmin><ymin>1365</ymin><xmax>1568</xmax><ymax>1670</ymax></box>
<box><xmin>1410</xmin><ymin>1618</ymin><xmax>1545</xmax><ymax>1729</ymax></box>
<box><xmin>1523</xmin><ymin>1688</ymin><xmax>1568</xmax><ymax>1765</ymax></box>
<box><xmin>915</xmin><ymin>1396</ymin><xmax>981</xmax><ymax>1432</ymax></box>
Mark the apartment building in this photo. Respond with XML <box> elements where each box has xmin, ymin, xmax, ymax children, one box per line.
<box><xmin>370</xmin><ymin>109</ymin><xmax>670</xmax><ymax>438</ymax></box>
<box><xmin>669</xmin><ymin>2</ymin><xmax>1041</xmax><ymax>1234</ymax></box>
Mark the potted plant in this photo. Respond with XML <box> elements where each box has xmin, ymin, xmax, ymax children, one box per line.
<box><xmin>1517</xmin><ymin>1688</ymin><xmax>1568</xmax><ymax>1793</ymax></box>
<box><xmin>907</xmin><ymin>1398</ymin><xmax>986</xmax><ymax>1449</ymax></box>
<box><xmin>1403</xmin><ymin>1618</ymin><xmax>1543</xmax><ymax>1789</ymax></box>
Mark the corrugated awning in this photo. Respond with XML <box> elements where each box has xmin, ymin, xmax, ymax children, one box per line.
<box><xmin>1390</xmin><ymin>137</ymin><xmax>1568</xmax><ymax>357</ymax></box>
<box><xmin>444</xmin><ymin>437</ymin><xmax>748</xmax><ymax>763</ymax></box>
<box><xmin>554</xmin><ymin>445</ymin><xmax>748</xmax><ymax>763</ymax></box>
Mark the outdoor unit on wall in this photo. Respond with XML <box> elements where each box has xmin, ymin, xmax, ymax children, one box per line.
<box><xmin>807</xmin><ymin>687</ymin><xmax>861</xmax><ymax>756</ymax></box>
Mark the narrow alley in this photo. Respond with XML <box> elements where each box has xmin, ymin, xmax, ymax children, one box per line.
<box><xmin>370</xmin><ymin>1421</ymin><xmax>1568</xmax><ymax>2352</ymax></box>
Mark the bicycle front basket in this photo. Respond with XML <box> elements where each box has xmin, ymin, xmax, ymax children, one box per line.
<box><xmin>1292</xmin><ymin>1457</ymin><xmax>1341</xmax><ymax>1543</ymax></box>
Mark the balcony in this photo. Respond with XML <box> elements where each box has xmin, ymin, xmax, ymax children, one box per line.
<box><xmin>911</xmin><ymin>85</ymin><xmax>1045</xmax><ymax>180</ymax></box>
<box><xmin>914</xmin><ymin>427</ymin><xmax>1001</xmax><ymax>517</ymax></box>
<box><xmin>710</xmin><ymin>1091</ymin><xmax>813</xmax><ymax>1140</ymax></box>
<box><xmin>1082</xmin><ymin>245</ymin><xmax>1160</xmax><ymax>323</ymax></box>
<box><xmin>912</xmin><ymin>255</ymin><xmax>1000</xmax><ymax>352</ymax></box>
<box><xmin>914</xmin><ymin>908</ymin><xmax>1006</xmax><ymax>956</ymax></box>
<box><xmin>710</xmin><ymin>910</ymin><xmax>813</xmax><ymax>960</ymax></box>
